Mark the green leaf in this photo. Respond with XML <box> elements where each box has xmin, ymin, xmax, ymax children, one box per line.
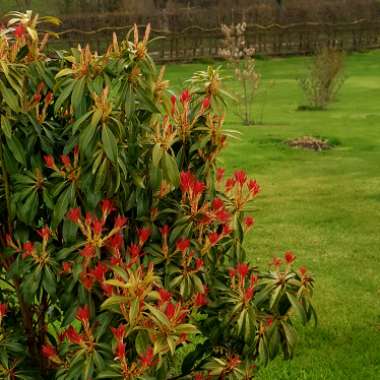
<box><xmin>136</xmin><ymin>87</ymin><xmax>160</xmax><ymax>113</ymax></box>
<box><xmin>18</xmin><ymin>191</ymin><xmax>39</xmax><ymax>224</ymax></box>
<box><xmin>258</xmin><ymin>335</ymin><xmax>269</xmax><ymax>366</ymax></box>
<box><xmin>42</xmin><ymin>266</ymin><xmax>57</xmax><ymax>298</ymax></box>
<box><xmin>269</xmin><ymin>284</ymin><xmax>283</xmax><ymax>310</ymax></box>
<box><xmin>100</xmin><ymin>296</ymin><xmax>130</xmax><ymax>310</ymax></box>
<box><xmin>135</xmin><ymin>330</ymin><xmax>151</xmax><ymax>356</ymax></box>
<box><xmin>145</xmin><ymin>304</ymin><xmax>170</xmax><ymax>328</ymax></box>
<box><xmin>152</xmin><ymin>143</ymin><xmax>163</xmax><ymax>167</ymax></box>
<box><xmin>62</xmin><ymin>218</ymin><xmax>79</xmax><ymax>244</ymax></box>
<box><xmin>52</xmin><ymin>187</ymin><xmax>71</xmax><ymax>228</ymax></box>
<box><xmin>287</xmin><ymin>292</ymin><xmax>307</xmax><ymax>325</ymax></box>
<box><xmin>6</xmin><ymin>135</ymin><xmax>26</xmax><ymax>166</ymax></box>
<box><xmin>71</xmin><ymin>76</ymin><xmax>86</xmax><ymax>112</ymax></box>
<box><xmin>129</xmin><ymin>298</ymin><xmax>139</xmax><ymax>328</ymax></box>
<box><xmin>54</xmin><ymin>79</ymin><xmax>75</xmax><ymax>113</ymax></box>
<box><xmin>1</xmin><ymin>115</ymin><xmax>12</xmax><ymax>138</ymax></box>
<box><xmin>281</xmin><ymin>321</ymin><xmax>297</xmax><ymax>358</ymax></box>
<box><xmin>71</xmin><ymin>111</ymin><xmax>93</xmax><ymax>134</ymax></box>
<box><xmin>102</xmin><ymin>126</ymin><xmax>118</xmax><ymax>162</ymax></box>
<box><xmin>95</xmin><ymin>159</ymin><xmax>108</xmax><ymax>192</ymax></box>
<box><xmin>162</xmin><ymin>151</ymin><xmax>179</xmax><ymax>187</ymax></box>
<box><xmin>55</xmin><ymin>68</ymin><xmax>75</xmax><ymax>79</ymax></box>
<box><xmin>0</xmin><ymin>80</ymin><xmax>19</xmax><ymax>112</ymax></box>
<box><xmin>96</xmin><ymin>370</ymin><xmax>122</xmax><ymax>379</ymax></box>
<box><xmin>90</xmin><ymin>109</ymin><xmax>103</xmax><ymax>130</ymax></box>
<box><xmin>79</xmin><ymin>124</ymin><xmax>97</xmax><ymax>156</ymax></box>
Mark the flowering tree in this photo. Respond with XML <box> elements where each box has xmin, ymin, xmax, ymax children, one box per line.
<box><xmin>0</xmin><ymin>11</ymin><xmax>316</xmax><ymax>380</ymax></box>
<box><xmin>220</xmin><ymin>22</ymin><xmax>260</xmax><ymax>126</ymax></box>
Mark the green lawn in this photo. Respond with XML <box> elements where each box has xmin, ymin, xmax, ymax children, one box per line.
<box><xmin>166</xmin><ymin>51</ymin><xmax>380</xmax><ymax>379</ymax></box>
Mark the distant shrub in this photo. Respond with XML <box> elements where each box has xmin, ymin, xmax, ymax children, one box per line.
<box><xmin>299</xmin><ymin>47</ymin><xmax>346</xmax><ymax>110</ymax></box>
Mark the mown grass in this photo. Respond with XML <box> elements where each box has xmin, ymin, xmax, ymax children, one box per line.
<box><xmin>166</xmin><ymin>51</ymin><xmax>380</xmax><ymax>379</ymax></box>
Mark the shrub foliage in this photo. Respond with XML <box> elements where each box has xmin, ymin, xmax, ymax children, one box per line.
<box><xmin>299</xmin><ymin>46</ymin><xmax>345</xmax><ymax>110</ymax></box>
<box><xmin>0</xmin><ymin>11</ymin><xmax>316</xmax><ymax>380</ymax></box>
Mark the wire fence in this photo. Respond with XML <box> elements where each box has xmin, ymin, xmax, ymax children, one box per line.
<box><xmin>49</xmin><ymin>18</ymin><xmax>380</xmax><ymax>61</ymax></box>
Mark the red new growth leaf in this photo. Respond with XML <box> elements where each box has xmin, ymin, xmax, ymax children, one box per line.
<box><xmin>76</xmin><ymin>305</ymin><xmax>90</xmax><ymax>324</ymax></box>
<box><xmin>114</xmin><ymin>215</ymin><xmax>128</xmax><ymax>229</ymax></box>
<box><xmin>62</xmin><ymin>262</ymin><xmax>72</xmax><ymax>273</ymax></box>
<box><xmin>107</xmin><ymin>234</ymin><xmax>123</xmax><ymax>250</ymax></box>
<box><xmin>234</xmin><ymin>170</ymin><xmax>247</xmax><ymax>185</ymax></box>
<box><xmin>272</xmin><ymin>257</ymin><xmax>282</xmax><ymax>267</ymax></box>
<box><xmin>140</xmin><ymin>346</ymin><xmax>155</xmax><ymax>367</ymax></box>
<box><xmin>81</xmin><ymin>244</ymin><xmax>95</xmax><ymax>258</ymax></box>
<box><xmin>176</xmin><ymin>238</ymin><xmax>190</xmax><ymax>252</ymax></box>
<box><xmin>165</xmin><ymin>302</ymin><xmax>176</xmax><ymax>319</ymax></box>
<box><xmin>0</xmin><ymin>304</ymin><xmax>7</xmax><ymax>318</ymax></box>
<box><xmin>193</xmin><ymin>180</ymin><xmax>205</xmax><ymax>196</ymax></box>
<box><xmin>67</xmin><ymin>208</ymin><xmax>81</xmax><ymax>223</ymax></box>
<box><xmin>65</xmin><ymin>326</ymin><xmax>82</xmax><ymax>344</ymax></box>
<box><xmin>160</xmin><ymin>224</ymin><xmax>170</xmax><ymax>236</ymax></box>
<box><xmin>227</xmin><ymin>355</ymin><xmax>242</xmax><ymax>369</ymax></box>
<box><xmin>180</xmin><ymin>171</ymin><xmax>194</xmax><ymax>192</ymax></box>
<box><xmin>248</xmin><ymin>179</ymin><xmax>260</xmax><ymax>196</ymax></box>
<box><xmin>225</xmin><ymin>178</ymin><xmax>236</xmax><ymax>191</ymax></box>
<box><xmin>208</xmin><ymin>232</ymin><xmax>220</xmax><ymax>246</ymax></box>
<box><xmin>116</xmin><ymin>341</ymin><xmax>126</xmax><ymax>359</ymax></box>
<box><xmin>85</xmin><ymin>212</ymin><xmax>93</xmax><ymax>226</ymax></box>
<box><xmin>244</xmin><ymin>216</ymin><xmax>255</xmax><ymax>228</ymax></box>
<box><xmin>215</xmin><ymin>209</ymin><xmax>231</xmax><ymax>224</ymax></box>
<box><xmin>170</xmin><ymin>94</ymin><xmax>176</xmax><ymax>115</ymax></box>
<box><xmin>80</xmin><ymin>273</ymin><xmax>95</xmax><ymax>289</ymax></box>
<box><xmin>43</xmin><ymin>155</ymin><xmax>55</xmax><ymax>169</ymax></box>
<box><xmin>212</xmin><ymin>197</ymin><xmax>224</xmax><ymax>210</ymax></box>
<box><xmin>236</xmin><ymin>263</ymin><xmax>249</xmax><ymax>279</ymax></box>
<box><xmin>129</xmin><ymin>244</ymin><xmax>140</xmax><ymax>258</ymax></box>
<box><xmin>250</xmin><ymin>274</ymin><xmax>258</xmax><ymax>287</ymax></box>
<box><xmin>37</xmin><ymin>226</ymin><xmax>50</xmax><ymax>241</ymax></box>
<box><xmin>111</xmin><ymin>324</ymin><xmax>125</xmax><ymax>341</ymax></box>
<box><xmin>229</xmin><ymin>268</ymin><xmax>236</xmax><ymax>279</ymax></box>
<box><xmin>60</xmin><ymin>154</ymin><xmax>71</xmax><ymax>168</ymax></box>
<box><xmin>179</xmin><ymin>89</ymin><xmax>191</xmax><ymax>104</ymax></box>
<box><xmin>216</xmin><ymin>167</ymin><xmax>225</xmax><ymax>182</ymax></box>
<box><xmin>195</xmin><ymin>258</ymin><xmax>204</xmax><ymax>270</ymax></box>
<box><xmin>158</xmin><ymin>288</ymin><xmax>171</xmax><ymax>303</ymax></box>
<box><xmin>244</xmin><ymin>287</ymin><xmax>254</xmax><ymax>302</ymax></box>
<box><xmin>45</xmin><ymin>92</ymin><xmax>54</xmax><ymax>105</ymax></box>
<box><xmin>202</xmin><ymin>97</ymin><xmax>211</xmax><ymax>109</ymax></box>
<box><xmin>299</xmin><ymin>266</ymin><xmax>308</xmax><ymax>276</ymax></box>
<box><xmin>22</xmin><ymin>241</ymin><xmax>34</xmax><ymax>257</ymax></box>
<box><xmin>101</xmin><ymin>199</ymin><xmax>115</xmax><ymax>215</ymax></box>
<box><xmin>90</xmin><ymin>262</ymin><xmax>108</xmax><ymax>282</ymax></box>
<box><xmin>138</xmin><ymin>227</ymin><xmax>151</xmax><ymax>245</ymax></box>
<box><xmin>284</xmin><ymin>251</ymin><xmax>296</xmax><ymax>264</ymax></box>
<box><xmin>14</xmin><ymin>23</ymin><xmax>26</xmax><ymax>38</ymax></box>
<box><xmin>222</xmin><ymin>224</ymin><xmax>233</xmax><ymax>235</ymax></box>
<box><xmin>194</xmin><ymin>292</ymin><xmax>208</xmax><ymax>307</ymax></box>
<box><xmin>37</xmin><ymin>82</ymin><xmax>45</xmax><ymax>93</ymax></box>
<box><xmin>42</xmin><ymin>344</ymin><xmax>57</xmax><ymax>359</ymax></box>
<box><xmin>92</xmin><ymin>218</ymin><xmax>103</xmax><ymax>235</ymax></box>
